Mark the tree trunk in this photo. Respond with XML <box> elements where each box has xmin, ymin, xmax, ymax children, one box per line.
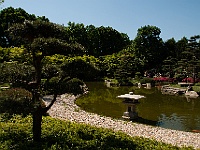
<box><xmin>32</xmin><ymin>56</ymin><xmax>43</xmax><ymax>142</ymax></box>
<box><xmin>32</xmin><ymin>89</ymin><xmax>43</xmax><ymax>142</ymax></box>
<box><xmin>33</xmin><ymin>106</ymin><xmax>42</xmax><ymax>142</ymax></box>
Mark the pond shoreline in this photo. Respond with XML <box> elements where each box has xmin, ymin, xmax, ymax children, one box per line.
<box><xmin>44</xmin><ymin>94</ymin><xmax>200</xmax><ymax>149</ymax></box>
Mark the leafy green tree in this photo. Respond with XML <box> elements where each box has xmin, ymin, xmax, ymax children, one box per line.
<box><xmin>8</xmin><ymin>20</ymin><xmax>84</xmax><ymax>142</ymax></box>
<box><xmin>162</xmin><ymin>57</ymin><xmax>177</xmax><ymax>77</ymax></box>
<box><xmin>65</xmin><ymin>22</ymin><xmax>131</xmax><ymax>57</ymax></box>
<box><xmin>85</xmin><ymin>24</ymin><xmax>99</xmax><ymax>56</ymax></box>
<box><xmin>102</xmin><ymin>53</ymin><xmax>120</xmax><ymax>78</ymax></box>
<box><xmin>172</xmin><ymin>35</ymin><xmax>200</xmax><ymax>82</ymax></box>
<box><xmin>164</xmin><ymin>38</ymin><xmax>176</xmax><ymax>58</ymax></box>
<box><xmin>102</xmin><ymin>45</ymin><xmax>144</xmax><ymax>84</ymax></box>
<box><xmin>133</xmin><ymin>25</ymin><xmax>164</xmax><ymax>71</ymax></box>
<box><xmin>92</xmin><ymin>26</ymin><xmax>130</xmax><ymax>56</ymax></box>
<box><xmin>114</xmin><ymin>54</ymin><xmax>135</xmax><ymax>85</ymax></box>
<box><xmin>187</xmin><ymin>35</ymin><xmax>200</xmax><ymax>59</ymax></box>
<box><xmin>175</xmin><ymin>37</ymin><xmax>188</xmax><ymax>60</ymax></box>
<box><xmin>163</xmin><ymin>37</ymin><xmax>188</xmax><ymax>80</ymax></box>
<box><xmin>182</xmin><ymin>35</ymin><xmax>200</xmax><ymax>82</ymax></box>
<box><xmin>66</xmin><ymin>22</ymin><xmax>88</xmax><ymax>46</ymax></box>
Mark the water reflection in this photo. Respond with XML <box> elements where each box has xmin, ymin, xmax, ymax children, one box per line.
<box><xmin>133</xmin><ymin>117</ymin><xmax>158</xmax><ymax>126</ymax></box>
<box><xmin>76</xmin><ymin>82</ymin><xmax>200</xmax><ymax>132</ymax></box>
<box><xmin>157</xmin><ymin>113</ymin><xmax>186</xmax><ymax>131</ymax></box>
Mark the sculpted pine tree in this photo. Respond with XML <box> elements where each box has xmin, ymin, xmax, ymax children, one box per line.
<box><xmin>8</xmin><ymin>20</ymin><xmax>84</xmax><ymax>142</ymax></box>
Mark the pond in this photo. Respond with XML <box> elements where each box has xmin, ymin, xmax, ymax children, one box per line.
<box><xmin>76</xmin><ymin>82</ymin><xmax>200</xmax><ymax>132</ymax></box>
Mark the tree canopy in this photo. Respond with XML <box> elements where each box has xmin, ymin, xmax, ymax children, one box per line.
<box><xmin>0</xmin><ymin>7</ymin><xmax>49</xmax><ymax>47</ymax></box>
<box><xmin>65</xmin><ymin>22</ymin><xmax>131</xmax><ymax>57</ymax></box>
<box><xmin>133</xmin><ymin>25</ymin><xmax>164</xmax><ymax>70</ymax></box>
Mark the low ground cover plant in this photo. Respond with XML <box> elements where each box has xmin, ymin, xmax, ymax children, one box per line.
<box><xmin>0</xmin><ymin>114</ymin><xmax>194</xmax><ymax>150</ymax></box>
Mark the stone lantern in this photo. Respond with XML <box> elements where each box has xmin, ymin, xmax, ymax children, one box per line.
<box><xmin>117</xmin><ymin>92</ymin><xmax>145</xmax><ymax>120</ymax></box>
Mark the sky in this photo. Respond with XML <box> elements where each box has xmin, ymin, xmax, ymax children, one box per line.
<box><xmin>1</xmin><ymin>0</ymin><xmax>200</xmax><ymax>41</ymax></box>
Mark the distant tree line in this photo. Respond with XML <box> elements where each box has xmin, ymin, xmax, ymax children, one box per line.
<box><xmin>1</xmin><ymin>7</ymin><xmax>200</xmax><ymax>82</ymax></box>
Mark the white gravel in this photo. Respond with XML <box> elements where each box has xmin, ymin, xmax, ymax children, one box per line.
<box><xmin>44</xmin><ymin>94</ymin><xmax>200</xmax><ymax>149</ymax></box>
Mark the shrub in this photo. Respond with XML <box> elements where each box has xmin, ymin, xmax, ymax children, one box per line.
<box><xmin>64</xmin><ymin>78</ymin><xmax>85</xmax><ymax>95</ymax></box>
<box><xmin>0</xmin><ymin>115</ymin><xmax>193</xmax><ymax>150</ymax></box>
<box><xmin>135</xmin><ymin>72</ymin><xmax>142</xmax><ymax>80</ymax></box>
<box><xmin>42</xmin><ymin>64</ymin><xmax>60</xmax><ymax>80</ymax></box>
<box><xmin>0</xmin><ymin>88</ymin><xmax>32</xmax><ymax>116</ymax></box>
<box><xmin>140</xmin><ymin>77</ymin><xmax>155</xmax><ymax>86</ymax></box>
<box><xmin>44</xmin><ymin>77</ymin><xmax>85</xmax><ymax>95</ymax></box>
<box><xmin>0</xmin><ymin>46</ymin><xmax>28</xmax><ymax>63</ymax></box>
<box><xmin>0</xmin><ymin>62</ymin><xmax>34</xmax><ymax>87</ymax></box>
<box><xmin>61</xmin><ymin>57</ymin><xmax>100</xmax><ymax>81</ymax></box>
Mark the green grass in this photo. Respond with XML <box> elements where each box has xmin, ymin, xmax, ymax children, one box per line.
<box><xmin>0</xmin><ymin>83</ymin><xmax>10</xmax><ymax>87</ymax></box>
<box><xmin>0</xmin><ymin>83</ymin><xmax>10</xmax><ymax>91</ymax></box>
<box><xmin>169</xmin><ymin>84</ymin><xmax>186</xmax><ymax>88</ymax></box>
<box><xmin>192</xmin><ymin>84</ymin><xmax>200</xmax><ymax>93</ymax></box>
<box><xmin>170</xmin><ymin>83</ymin><xmax>200</xmax><ymax>93</ymax></box>
<box><xmin>0</xmin><ymin>114</ymin><xmax>194</xmax><ymax>150</ymax></box>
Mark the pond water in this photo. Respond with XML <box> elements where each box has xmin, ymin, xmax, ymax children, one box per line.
<box><xmin>76</xmin><ymin>82</ymin><xmax>200</xmax><ymax>132</ymax></box>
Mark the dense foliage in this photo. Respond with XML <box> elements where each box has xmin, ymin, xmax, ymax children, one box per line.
<box><xmin>0</xmin><ymin>88</ymin><xmax>33</xmax><ymax>116</ymax></box>
<box><xmin>65</xmin><ymin>22</ymin><xmax>131</xmax><ymax>57</ymax></box>
<box><xmin>0</xmin><ymin>62</ymin><xmax>34</xmax><ymax>87</ymax></box>
<box><xmin>0</xmin><ymin>115</ymin><xmax>193</xmax><ymax>150</ymax></box>
<box><xmin>44</xmin><ymin>77</ymin><xmax>85</xmax><ymax>96</ymax></box>
<box><xmin>0</xmin><ymin>7</ymin><xmax>48</xmax><ymax>47</ymax></box>
<box><xmin>1</xmin><ymin>7</ymin><xmax>200</xmax><ymax>85</ymax></box>
<box><xmin>60</xmin><ymin>56</ymin><xmax>101</xmax><ymax>81</ymax></box>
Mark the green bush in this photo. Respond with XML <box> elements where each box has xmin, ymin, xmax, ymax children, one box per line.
<box><xmin>61</xmin><ymin>57</ymin><xmax>101</xmax><ymax>81</ymax></box>
<box><xmin>64</xmin><ymin>78</ymin><xmax>85</xmax><ymax>95</ymax></box>
<box><xmin>135</xmin><ymin>72</ymin><xmax>142</xmax><ymax>80</ymax></box>
<box><xmin>0</xmin><ymin>88</ymin><xmax>33</xmax><ymax>116</ymax></box>
<box><xmin>44</xmin><ymin>77</ymin><xmax>85</xmax><ymax>96</ymax></box>
<box><xmin>42</xmin><ymin>64</ymin><xmax>60</xmax><ymax>80</ymax></box>
<box><xmin>140</xmin><ymin>77</ymin><xmax>155</xmax><ymax>86</ymax></box>
<box><xmin>0</xmin><ymin>62</ymin><xmax>34</xmax><ymax>87</ymax></box>
<box><xmin>0</xmin><ymin>115</ymin><xmax>193</xmax><ymax>150</ymax></box>
<box><xmin>0</xmin><ymin>46</ymin><xmax>28</xmax><ymax>63</ymax></box>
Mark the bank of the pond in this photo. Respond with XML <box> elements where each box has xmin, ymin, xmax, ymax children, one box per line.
<box><xmin>44</xmin><ymin>94</ymin><xmax>200</xmax><ymax>149</ymax></box>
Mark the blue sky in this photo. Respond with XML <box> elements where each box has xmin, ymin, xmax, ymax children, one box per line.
<box><xmin>1</xmin><ymin>0</ymin><xmax>200</xmax><ymax>41</ymax></box>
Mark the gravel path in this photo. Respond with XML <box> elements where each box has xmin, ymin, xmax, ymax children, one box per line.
<box><xmin>44</xmin><ymin>94</ymin><xmax>200</xmax><ymax>149</ymax></box>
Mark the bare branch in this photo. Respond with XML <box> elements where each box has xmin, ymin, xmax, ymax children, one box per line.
<box><xmin>42</xmin><ymin>94</ymin><xmax>57</xmax><ymax>114</ymax></box>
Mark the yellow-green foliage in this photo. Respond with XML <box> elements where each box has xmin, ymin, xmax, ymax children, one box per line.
<box><xmin>66</xmin><ymin>55</ymin><xmax>101</xmax><ymax>67</ymax></box>
<box><xmin>192</xmin><ymin>85</ymin><xmax>200</xmax><ymax>93</ymax></box>
<box><xmin>0</xmin><ymin>46</ymin><xmax>27</xmax><ymax>62</ymax></box>
<box><xmin>43</xmin><ymin>54</ymin><xmax>68</xmax><ymax>65</ymax></box>
<box><xmin>43</xmin><ymin>54</ymin><xmax>100</xmax><ymax>67</ymax></box>
<box><xmin>0</xmin><ymin>115</ymin><xmax>194</xmax><ymax>150</ymax></box>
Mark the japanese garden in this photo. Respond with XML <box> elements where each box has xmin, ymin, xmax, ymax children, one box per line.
<box><xmin>0</xmin><ymin>6</ymin><xmax>200</xmax><ymax>149</ymax></box>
